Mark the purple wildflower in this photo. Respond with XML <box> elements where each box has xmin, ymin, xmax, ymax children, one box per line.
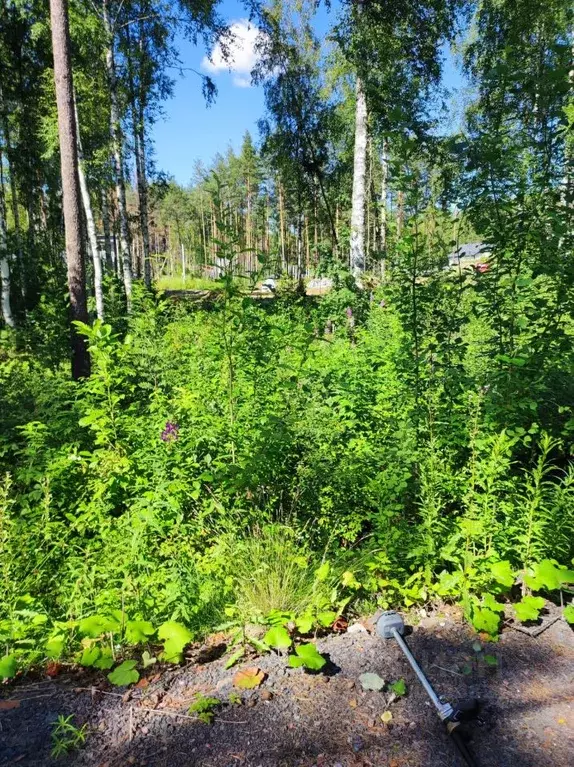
<box><xmin>161</xmin><ymin>421</ymin><xmax>179</xmax><ymax>442</ymax></box>
<box><xmin>345</xmin><ymin>306</ymin><xmax>353</xmax><ymax>318</ymax></box>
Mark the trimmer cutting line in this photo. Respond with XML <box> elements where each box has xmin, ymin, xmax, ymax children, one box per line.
<box><xmin>376</xmin><ymin>611</ymin><xmax>480</xmax><ymax>767</ymax></box>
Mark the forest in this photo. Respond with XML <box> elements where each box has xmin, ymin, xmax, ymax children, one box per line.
<box><xmin>1</xmin><ymin>0</ymin><xmax>574</xmax><ymax>700</ymax></box>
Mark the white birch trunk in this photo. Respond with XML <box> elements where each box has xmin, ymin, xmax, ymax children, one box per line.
<box><xmin>103</xmin><ymin>0</ymin><xmax>132</xmax><ymax>308</ymax></box>
<box><xmin>75</xmin><ymin>98</ymin><xmax>104</xmax><ymax>320</ymax></box>
<box><xmin>380</xmin><ymin>138</ymin><xmax>388</xmax><ymax>280</ymax></box>
<box><xmin>350</xmin><ymin>76</ymin><xmax>367</xmax><ymax>278</ymax></box>
<box><xmin>0</xmin><ymin>170</ymin><xmax>15</xmax><ymax>327</ymax></box>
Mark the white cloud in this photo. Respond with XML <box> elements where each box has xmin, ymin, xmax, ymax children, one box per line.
<box><xmin>201</xmin><ymin>20</ymin><xmax>263</xmax><ymax>88</ymax></box>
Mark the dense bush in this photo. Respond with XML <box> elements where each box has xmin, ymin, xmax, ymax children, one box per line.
<box><xmin>1</xmin><ymin>273</ymin><xmax>573</xmax><ymax>674</ymax></box>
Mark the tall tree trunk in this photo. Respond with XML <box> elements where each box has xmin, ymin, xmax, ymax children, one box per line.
<box><xmin>380</xmin><ymin>138</ymin><xmax>388</xmax><ymax>280</ymax></box>
<box><xmin>278</xmin><ymin>181</ymin><xmax>286</xmax><ymax>272</ymax></box>
<box><xmin>126</xmin><ymin>21</ymin><xmax>152</xmax><ymax>288</ymax></box>
<box><xmin>0</xmin><ymin>92</ymin><xmax>24</xmax><ymax>301</ymax></box>
<box><xmin>0</xmin><ymin>168</ymin><xmax>15</xmax><ymax>328</ymax></box>
<box><xmin>103</xmin><ymin>0</ymin><xmax>132</xmax><ymax>307</ymax></box>
<box><xmin>75</xmin><ymin>98</ymin><xmax>104</xmax><ymax>320</ymax></box>
<box><xmin>49</xmin><ymin>0</ymin><xmax>90</xmax><ymax>378</ymax></box>
<box><xmin>350</xmin><ymin>75</ymin><xmax>367</xmax><ymax>277</ymax></box>
<box><xmin>101</xmin><ymin>187</ymin><xmax>113</xmax><ymax>270</ymax></box>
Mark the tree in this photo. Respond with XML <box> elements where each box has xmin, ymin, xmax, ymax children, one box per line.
<box><xmin>350</xmin><ymin>72</ymin><xmax>367</xmax><ymax>276</ymax></box>
<box><xmin>49</xmin><ymin>0</ymin><xmax>90</xmax><ymax>378</ymax></box>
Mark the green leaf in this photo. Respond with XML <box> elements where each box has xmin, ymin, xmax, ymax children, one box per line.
<box><xmin>264</xmin><ymin>626</ymin><xmax>292</xmax><ymax>650</ymax></box>
<box><xmin>0</xmin><ymin>654</ymin><xmax>17</xmax><ymax>680</ymax></box>
<box><xmin>125</xmin><ymin>620</ymin><xmax>155</xmax><ymax>644</ymax></box>
<box><xmin>78</xmin><ymin>614</ymin><xmax>120</xmax><ymax>638</ymax></box>
<box><xmin>295</xmin><ymin>615</ymin><xmax>314</xmax><ymax>634</ymax></box>
<box><xmin>390</xmin><ymin>678</ymin><xmax>407</xmax><ymax>696</ymax></box>
<box><xmin>524</xmin><ymin>560</ymin><xmax>574</xmax><ymax>592</ymax></box>
<box><xmin>484</xmin><ymin>655</ymin><xmax>498</xmax><ymax>667</ymax></box>
<box><xmin>482</xmin><ymin>593</ymin><xmax>505</xmax><ymax>613</ymax></box>
<box><xmin>562</xmin><ymin>605</ymin><xmax>574</xmax><ymax>624</ymax></box>
<box><xmin>489</xmin><ymin>561</ymin><xmax>515</xmax><ymax>588</ymax></box>
<box><xmin>46</xmin><ymin>635</ymin><xmax>65</xmax><ymax>659</ymax></box>
<box><xmin>381</xmin><ymin>710</ymin><xmax>393</xmax><ymax>724</ymax></box>
<box><xmin>471</xmin><ymin>607</ymin><xmax>501</xmax><ymax>636</ymax></box>
<box><xmin>317</xmin><ymin>611</ymin><xmax>338</xmax><ymax>628</ymax></box>
<box><xmin>359</xmin><ymin>672</ymin><xmax>385</xmax><ymax>691</ymax></box>
<box><xmin>224</xmin><ymin>647</ymin><xmax>245</xmax><ymax>669</ymax></box>
<box><xmin>93</xmin><ymin>648</ymin><xmax>114</xmax><ymax>670</ymax></box>
<box><xmin>315</xmin><ymin>562</ymin><xmax>330</xmax><ymax>582</ymax></box>
<box><xmin>108</xmin><ymin>660</ymin><xmax>140</xmax><ymax>686</ymax></box>
<box><xmin>288</xmin><ymin>643</ymin><xmax>326</xmax><ymax>671</ymax></box>
<box><xmin>514</xmin><ymin>596</ymin><xmax>545</xmax><ymax>623</ymax></box>
<box><xmin>157</xmin><ymin>621</ymin><xmax>193</xmax><ymax>662</ymax></box>
<box><xmin>80</xmin><ymin>646</ymin><xmax>101</xmax><ymax>667</ymax></box>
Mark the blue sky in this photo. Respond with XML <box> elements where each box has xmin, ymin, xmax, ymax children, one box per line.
<box><xmin>149</xmin><ymin>0</ymin><xmax>466</xmax><ymax>185</ymax></box>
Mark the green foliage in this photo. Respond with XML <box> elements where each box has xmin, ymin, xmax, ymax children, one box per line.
<box><xmin>288</xmin><ymin>642</ymin><xmax>326</xmax><ymax>670</ymax></box>
<box><xmin>108</xmin><ymin>659</ymin><xmax>140</xmax><ymax>686</ymax></box>
<box><xmin>389</xmin><ymin>678</ymin><xmax>407</xmax><ymax>697</ymax></box>
<box><xmin>563</xmin><ymin>606</ymin><xmax>574</xmax><ymax>625</ymax></box>
<box><xmin>189</xmin><ymin>694</ymin><xmax>221</xmax><ymax>724</ymax></box>
<box><xmin>158</xmin><ymin>621</ymin><xmax>193</xmax><ymax>662</ymax></box>
<box><xmin>264</xmin><ymin>625</ymin><xmax>292</xmax><ymax>650</ymax></box>
<box><xmin>513</xmin><ymin>596</ymin><xmax>546</xmax><ymax>623</ymax></box>
<box><xmin>50</xmin><ymin>714</ymin><xmax>87</xmax><ymax>757</ymax></box>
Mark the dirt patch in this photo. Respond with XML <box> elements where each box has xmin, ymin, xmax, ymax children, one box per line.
<box><xmin>1</xmin><ymin>607</ymin><xmax>573</xmax><ymax>767</ymax></box>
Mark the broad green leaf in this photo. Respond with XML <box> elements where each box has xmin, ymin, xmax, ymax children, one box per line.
<box><xmin>524</xmin><ymin>560</ymin><xmax>574</xmax><ymax>592</ymax></box>
<box><xmin>125</xmin><ymin>620</ymin><xmax>155</xmax><ymax>644</ymax></box>
<box><xmin>563</xmin><ymin>605</ymin><xmax>574</xmax><ymax>625</ymax></box>
<box><xmin>390</xmin><ymin>678</ymin><xmax>407</xmax><ymax>696</ymax></box>
<box><xmin>295</xmin><ymin>615</ymin><xmax>314</xmax><ymax>634</ymax></box>
<box><xmin>288</xmin><ymin>643</ymin><xmax>326</xmax><ymax>671</ymax></box>
<box><xmin>79</xmin><ymin>646</ymin><xmax>101</xmax><ymax>667</ymax></box>
<box><xmin>484</xmin><ymin>655</ymin><xmax>498</xmax><ymax>667</ymax></box>
<box><xmin>514</xmin><ymin>596</ymin><xmax>545</xmax><ymax>623</ymax></box>
<box><xmin>157</xmin><ymin>621</ymin><xmax>193</xmax><ymax>662</ymax></box>
<box><xmin>0</xmin><ymin>655</ymin><xmax>17</xmax><ymax>680</ymax></box>
<box><xmin>471</xmin><ymin>607</ymin><xmax>500</xmax><ymax>636</ymax></box>
<box><xmin>482</xmin><ymin>593</ymin><xmax>505</xmax><ymax>613</ymax></box>
<box><xmin>108</xmin><ymin>660</ymin><xmax>140</xmax><ymax>686</ymax></box>
<box><xmin>317</xmin><ymin>611</ymin><xmax>338</xmax><ymax>628</ymax></box>
<box><xmin>264</xmin><ymin>626</ymin><xmax>292</xmax><ymax>650</ymax></box>
<box><xmin>78</xmin><ymin>614</ymin><xmax>120</xmax><ymax>638</ymax></box>
<box><xmin>93</xmin><ymin>648</ymin><xmax>114</xmax><ymax>670</ymax></box>
<box><xmin>489</xmin><ymin>561</ymin><xmax>515</xmax><ymax>588</ymax></box>
<box><xmin>46</xmin><ymin>635</ymin><xmax>65</xmax><ymax>659</ymax></box>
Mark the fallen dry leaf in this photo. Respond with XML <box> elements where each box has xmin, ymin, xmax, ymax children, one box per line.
<box><xmin>233</xmin><ymin>667</ymin><xmax>265</xmax><ymax>689</ymax></box>
<box><xmin>135</xmin><ymin>677</ymin><xmax>149</xmax><ymax>689</ymax></box>
<box><xmin>0</xmin><ymin>699</ymin><xmax>20</xmax><ymax>710</ymax></box>
<box><xmin>349</xmin><ymin>698</ymin><xmax>358</xmax><ymax>708</ymax></box>
<box><xmin>332</xmin><ymin>616</ymin><xmax>348</xmax><ymax>632</ymax></box>
<box><xmin>46</xmin><ymin>662</ymin><xmax>62</xmax><ymax>678</ymax></box>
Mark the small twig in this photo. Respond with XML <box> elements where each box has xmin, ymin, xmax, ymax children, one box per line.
<box><xmin>74</xmin><ymin>686</ymin><xmax>124</xmax><ymax>698</ymax></box>
<box><xmin>3</xmin><ymin>693</ymin><xmax>56</xmax><ymax>702</ymax></box>
<box><xmin>138</xmin><ymin>707</ymin><xmax>247</xmax><ymax>724</ymax></box>
<box><xmin>430</xmin><ymin>664</ymin><xmax>464</xmax><ymax>677</ymax></box>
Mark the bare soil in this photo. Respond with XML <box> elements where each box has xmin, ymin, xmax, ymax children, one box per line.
<box><xmin>1</xmin><ymin>604</ymin><xmax>573</xmax><ymax>767</ymax></box>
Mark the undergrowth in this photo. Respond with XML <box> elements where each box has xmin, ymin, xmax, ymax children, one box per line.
<box><xmin>1</xmin><ymin>272</ymin><xmax>573</xmax><ymax>680</ymax></box>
